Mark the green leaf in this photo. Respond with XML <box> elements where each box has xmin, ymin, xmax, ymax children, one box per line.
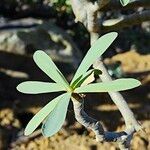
<box><xmin>72</xmin><ymin>69</ymin><xmax>102</xmax><ymax>88</ymax></box>
<box><xmin>42</xmin><ymin>93</ymin><xmax>71</xmax><ymax>137</ymax></box>
<box><xmin>17</xmin><ymin>81</ymin><xmax>66</xmax><ymax>94</ymax></box>
<box><xmin>71</xmin><ymin>75</ymin><xmax>83</xmax><ymax>88</ymax></box>
<box><xmin>75</xmin><ymin>78</ymin><xmax>141</xmax><ymax>93</ymax></box>
<box><xmin>93</xmin><ymin>69</ymin><xmax>102</xmax><ymax>76</ymax></box>
<box><xmin>33</xmin><ymin>50</ymin><xmax>70</xmax><ymax>89</ymax></box>
<box><xmin>71</xmin><ymin>32</ymin><xmax>118</xmax><ymax>84</ymax></box>
<box><xmin>71</xmin><ymin>70</ymin><xmax>93</xmax><ymax>88</ymax></box>
<box><xmin>24</xmin><ymin>94</ymin><xmax>66</xmax><ymax>136</ymax></box>
<box><xmin>120</xmin><ymin>0</ymin><xmax>130</xmax><ymax>6</ymax></box>
<box><xmin>74</xmin><ymin>70</ymin><xmax>94</xmax><ymax>88</ymax></box>
<box><xmin>80</xmin><ymin>72</ymin><xmax>95</xmax><ymax>87</ymax></box>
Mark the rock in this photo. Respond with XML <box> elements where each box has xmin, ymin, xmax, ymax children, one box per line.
<box><xmin>0</xmin><ymin>31</ymin><xmax>25</xmax><ymax>54</ymax></box>
<box><xmin>0</xmin><ymin>18</ymin><xmax>82</xmax><ymax>66</ymax></box>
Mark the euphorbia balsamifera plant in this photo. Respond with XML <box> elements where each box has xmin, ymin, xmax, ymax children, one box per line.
<box><xmin>17</xmin><ymin>32</ymin><xmax>141</xmax><ymax>138</ymax></box>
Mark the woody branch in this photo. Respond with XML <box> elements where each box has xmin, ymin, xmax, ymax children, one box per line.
<box><xmin>70</xmin><ymin>0</ymin><xmax>143</xmax><ymax>149</ymax></box>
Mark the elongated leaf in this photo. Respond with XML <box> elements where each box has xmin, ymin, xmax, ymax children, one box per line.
<box><xmin>120</xmin><ymin>0</ymin><xmax>130</xmax><ymax>6</ymax></box>
<box><xmin>71</xmin><ymin>69</ymin><xmax>101</xmax><ymax>88</ymax></box>
<box><xmin>42</xmin><ymin>93</ymin><xmax>71</xmax><ymax>137</ymax></box>
<box><xmin>72</xmin><ymin>69</ymin><xmax>101</xmax><ymax>88</ymax></box>
<box><xmin>81</xmin><ymin>72</ymin><xmax>95</xmax><ymax>87</ymax></box>
<box><xmin>71</xmin><ymin>75</ymin><xmax>83</xmax><ymax>88</ymax></box>
<box><xmin>17</xmin><ymin>81</ymin><xmax>66</xmax><ymax>94</ymax></box>
<box><xmin>71</xmin><ymin>32</ymin><xmax>118</xmax><ymax>84</ymax></box>
<box><xmin>75</xmin><ymin>78</ymin><xmax>141</xmax><ymax>93</ymax></box>
<box><xmin>103</xmin><ymin>18</ymin><xmax>123</xmax><ymax>26</ymax></box>
<box><xmin>33</xmin><ymin>50</ymin><xmax>70</xmax><ymax>89</ymax></box>
<box><xmin>71</xmin><ymin>70</ymin><xmax>93</xmax><ymax>88</ymax></box>
<box><xmin>24</xmin><ymin>94</ymin><xmax>66</xmax><ymax>136</ymax></box>
<box><xmin>79</xmin><ymin>69</ymin><xmax>102</xmax><ymax>86</ymax></box>
<box><xmin>74</xmin><ymin>70</ymin><xmax>94</xmax><ymax>88</ymax></box>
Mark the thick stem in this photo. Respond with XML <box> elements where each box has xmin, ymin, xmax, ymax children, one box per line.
<box><xmin>91</xmin><ymin>30</ymin><xmax>141</xmax><ymax>149</ymax></box>
<box><xmin>71</xmin><ymin>93</ymin><xmax>135</xmax><ymax>149</ymax></box>
<box><xmin>102</xmin><ymin>10</ymin><xmax>150</xmax><ymax>32</ymax></box>
<box><xmin>91</xmin><ymin>32</ymin><xmax>141</xmax><ymax>132</ymax></box>
<box><xmin>93</xmin><ymin>59</ymin><xmax>141</xmax><ymax>131</ymax></box>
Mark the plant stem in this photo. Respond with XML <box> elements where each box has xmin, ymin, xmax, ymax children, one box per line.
<box><xmin>70</xmin><ymin>0</ymin><xmax>142</xmax><ymax>149</ymax></box>
<box><xmin>92</xmin><ymin>34</ymin><xmax>141</xmax><ymax>132</ymax></box>
<box><xmin>71</xmin><ymin>93</ymin><xmax>135</xmax><ymax>149</ymax></box>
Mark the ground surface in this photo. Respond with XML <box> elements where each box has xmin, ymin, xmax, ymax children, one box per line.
<box><xmin>0</xmin><ymin>51</ymin><xmax>150</xmax><ymax>150</ymax></box>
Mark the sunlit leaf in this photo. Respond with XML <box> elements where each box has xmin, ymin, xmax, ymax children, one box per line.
<box><xmin>42</xmin><ymin>93</ymin><xmax>71</xmax><ymax>137</ymax></box>
<box><xmin>103</xmin><ymin>18</ymin><xmax>123</xmax><ymax>26</ymax></box>
<box><xmin>17</xmin><ymin>81</ymin><xmax>66</xmax><ymax>94</ymax></box>
<box><xmin>120</xmin><ymin>0</ymin><xmax>130</xmax><ymax>6</ymax></box>
<box><xmin>24</xmin><ymin>94</ymin><xmax>66</xmax><ymax>136</ymax></box>
<box><xmin>80</xmin><ymin>72</ymin><xmax>95</xmax><ymax>87</ymax></box>
<box><xmin>72</xmin><ymin>69</ymin><xmax>102</xmax><ymax>88</ymax></box>
<box><xmin>71</xmin><ymin>32</ymin><xmax>118</xmax><ymax>84</ymax></box>
<box><xmin>71</xmin><ymin>69</ymin><xmax>93</xmax><ymax>88</ymax></box>
<box><xmin>33</xmin><ymin>50</ymin><xmax>70</xmax><ymax>89</ymax></box>
<box><xmin>71</xmin><ymin>75</ymin><xmax>83</xmax><ymax>88</ymax></box>
<box><xmin>75</xmin><ymin>79</ymin><xmax>141</xmax><ymax>93</ymax></box>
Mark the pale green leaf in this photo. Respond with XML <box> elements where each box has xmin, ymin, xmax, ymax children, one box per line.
<box><xmin>75</xmin><ymin>78</ymin><xmax>141</xmax><ymax>93</ymax></box>
<box><xmin>93</xmin><ymin>69</ymin><xmax>102</xmax><ymax>76</ymax></box>
<box><xmin>120</xmin><ymin>0</ymin><xmax>130</xmax><ymax>6</ymax></box>
<box><xmin>17</xmin><ymin>81</ymin><xmax>66</xmax><ymax>94</ymax></box>
<box><xmin>42</xmin><ymin>93</ymin><xmax>71</xmax><ymax>137</ymax></box>
<box><xmin>72</xmin><ymin>69</ymin><xmax>102</xmax><ymax>88</ymax></box>
<box><xmin>24</xmin><ymin>94</ymin><xmax>66</xmax><ymax>136</ymax></box>
<box><xmin>33</xmin><ymin>50</ymin><xmax>70</xmax><ymax>89</ymax></box>
<box><xmin>71</xmin><ymin>32</ymin><xmax>118</xmax><ymax>84</ymax></box>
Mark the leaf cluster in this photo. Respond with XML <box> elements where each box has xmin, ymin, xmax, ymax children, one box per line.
<box><xmin>17</xmin><ymin>32</ymin><xmax>141</xmax><ymax>137</ymax></box>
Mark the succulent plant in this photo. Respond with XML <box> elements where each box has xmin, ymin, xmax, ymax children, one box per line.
<box><xmin>17</xmin><ymin>32</ymin><xmax>141</xmax><ymax>137</ymax></box>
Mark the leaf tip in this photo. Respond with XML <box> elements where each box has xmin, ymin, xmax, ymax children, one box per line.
<box><xmin>133</xmin><ymin>79</ymin><xmax>141</xmax><ymax>86</ymax></box>
<box><xmin>110</xmin><ymin>32</ymin><xmax>118</xmax><ymax>38</ymax></box>
<box><xmin>16</xmin><ymin>84</ymin><xmax>22</xmax><ymax>92</ymax></box>
<box><xmin>24</xmin><ymin>132</ymin><xmax>29</xmax><ymax>136</ymax></box>
<box><xmin>24</xmin><ymin>128</ymin><xmax>31</xmax><ymax>136</ymax></box>
<box><xmin>33</xmin><ymin>50</ymin><xmax>44</xmax><ymax>58</ymax></box>
<box><xmin>16</xmin><ymin>82</ymin><xmax>28</xmax><ymax>94</ymax></box>
<box><xmin>104</xmin><ymin>32</ymin><xmax>118</xmax><ymax>42</ymax></box>
<box><xmin>126</xmin><ymin>78</ymin><xmax>141</xmax><ymax>89</ymax></box>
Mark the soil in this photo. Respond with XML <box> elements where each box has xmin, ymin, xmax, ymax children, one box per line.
<box><xmin>0</xmin><ymin>51</ymin><xmax>150</xmax><ymax>150</ymax></box>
